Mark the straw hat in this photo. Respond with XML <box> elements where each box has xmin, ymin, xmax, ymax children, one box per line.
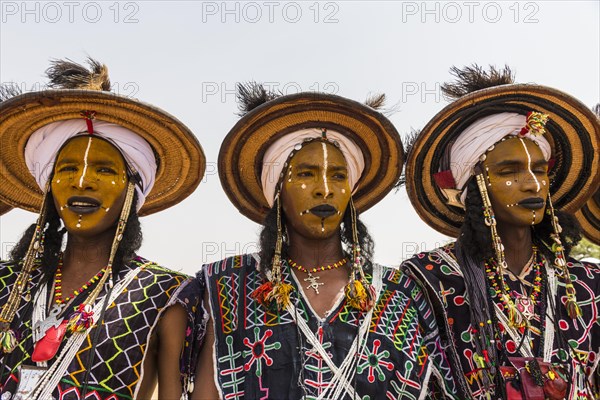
<box><xmin>0</xmin><ymin>201</ymin><xmax>12</xmax><ymax>216</ymax></box>
<box><xmin>406</xmin><ymin>66</ymin><xmax>600</xmax><ymax>237</ymax></box>
<box><xmin>0</xmin><ymin>58</ymin><xmax>205</xmax><ymax>216</ymax></box>
<box><xmin>219</xmin><ymin>86</ymin><xmax>404</xmax><ymax>224</ymax></box>
<box><xmin>575</xmin><ymin>105</ymin><xmax>600</xmax><ymax>245</ymax></box>
<box><xmin>575</xmin><ymin>190</ymin><xmax>600</xmax><ymax>246</ymax></box>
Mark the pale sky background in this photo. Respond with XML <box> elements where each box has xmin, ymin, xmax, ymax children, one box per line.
<box><xmin>1</xmin><ymin>0</ymin><xmax>599</xmax><ymax>276</ymax></box>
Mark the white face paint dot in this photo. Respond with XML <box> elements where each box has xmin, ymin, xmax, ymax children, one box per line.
<box><xmin>341</xmin><ymin>188</ymin><xmax>346</xmax><ymax>194</ymax></box>
<box><xmin>288</xmin><ymin>178</ymin><xmax>292</xmax><ymax>182</ymax></box>
<box><xmin>506</xmin><ymin>181</ymin><xmax>512</xmax><ymax>186</ymax></box>
<box><xmin>111</xmin><ymin>181</ymin><xmax>116</xmax><ymax>185</ymax></box>
<box><xmin>56</xmin><ymin>179</ymin><xmax>60</xmax><ymax>183</ymax></box>
<box><xmin>301</xmin><ymin>183</ymin><xmax>306</xmax><ymax>189</ymax></box>
<box><xmin>542</xmin><ymin>180</ymin><xmax>547</xmax><ymax>186</ymax></box>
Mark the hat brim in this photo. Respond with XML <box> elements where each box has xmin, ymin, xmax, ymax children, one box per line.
<box><xmin>0</xmin><ymin>201</ymin><xmax>12</xmax><ymax>216</ymax></box>
<box><xmin>219</xmin><ymin>92</ymin><xmax>404</xmax><ymax>224</ymax></box>
<box><xmin>0</xmin><ymin>90</ymin><xmax>205</xmax><ymax>216</ymax></box>
<box><xmin>575</xmin><ymin>191</ymin><xmax>600</xmax><ymax>246</ymax></box>
<box><xmin>406</xmin><ymin>84</ymin><xmax>600</xmax><ymax>237</ymax></box>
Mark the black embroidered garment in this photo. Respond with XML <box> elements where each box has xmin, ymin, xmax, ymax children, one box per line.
<box><xmin>0</xmin><ymin>257</ymin><xmax>205</xmax><ymax>399</ymax></box>
<box><xmin>401</xmin><ymin>243</ymin><xmax>600</xmax><ymax>399</ymax></box>
<box><xmin>201</xmin><ymin>253</ymin><xmax>459</xmax><ymax>399</ymax></box>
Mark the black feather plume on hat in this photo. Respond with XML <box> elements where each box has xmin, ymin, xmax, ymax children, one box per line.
<box><xmin>0</xmin><ymin>82</ymin><xmax>23</xmax><ymax>102</ymax></box>
<box><xmin>395</xmin><ymin>128</ymin><xmax>420</xmax><ymax>189</ymax></box>
<box><xmin>441</xmin><ymin>64</ymin><xmax>514</xmax><ymax>100</ymax></box>
<box><xmin>593</xmin><ymin>103</ymin><xmax>600</xmax><ymax>118</ymax></box>
<box><xmin>46</xmin><ymin>57</ymin><xmax>111</xmax><ymax>91</ymax></box>
<box><xmin>364</xmin><ymin>92</ymin><xmax>401</xmax><ymax>117</ymax></box>
<box><xmin>365</xmin><ymin>93</ymin><xmax>386</xmax><ymax>110</ymax></box>
<box><xmin>236</xmin><ymin>82</ymin><xmax>280</xmax><ymax>116</ymax></box>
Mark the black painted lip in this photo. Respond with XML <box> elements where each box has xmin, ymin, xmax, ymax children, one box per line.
<box><xmin>67</xmin><ymin>196</ymin><xmax>101</xmax><ymax>214</ymax></box>
<box><xmin>309</xmin><ymin>204</ymin><xmax>337</xmax><ymax>218</ymax></box>
<box><xmin>518</xmin><ymin>197</ymin><xmax>545</xmax><ymax>210</ymax></box>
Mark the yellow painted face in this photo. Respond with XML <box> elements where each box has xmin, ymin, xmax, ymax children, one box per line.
<box><xmin>483</xmin><ymin>137</ymin><xmax>550</xmax><ymax>227</ymax></box>
<box><xmin>281</xmin><ymin>140</ymin><xmax>352</xmax><ymax>240</ymax></box>
<box><xmin>51</xmin><ymin>136</ymin><xmax>129</xmax><ymax>237</ymax></box>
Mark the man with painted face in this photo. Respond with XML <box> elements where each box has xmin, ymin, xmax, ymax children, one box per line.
<box><xmin>192</xmin><ymin>84</ymin><xmax>458</xmax><ymax>399</ymax></box>
<box><xmin>400</xmin><ymin>66</ymin><xmax>600</xmax><ymax>399</ymax></box>
<box><xmin>0</xmin><ymin>59</ymin><xmax>206</xmax><ymax>399</ymax></box>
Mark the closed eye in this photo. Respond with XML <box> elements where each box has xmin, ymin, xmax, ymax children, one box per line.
<box><xmin>98</xmin><ymin>167</ymin><xmax>117</xmax><ymax>174</ymax></box>
<box><xmin>497</xmin><ymin>169</ymin><xmax>517</xmax><ymax>176</ymax></box>
<box><xmin>58</xmin><ymin>166</ymin><xmax>77</xmax><ymax>173</ymax></box>
<box><xmin>296</xmin><ymin>170</ymin><xmax>314</xmax><ymax>177</ymax></box>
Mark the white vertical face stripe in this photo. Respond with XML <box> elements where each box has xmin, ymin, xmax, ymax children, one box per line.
<box><xmin>78</xmin><ymin>137</ymin><xmax>93</xmax><ymax>188</ymax></box>
<box><xmin>519</xmin><ymin>138</ymin><xmax>540</xmax><ymax>193</ymax></box>
<box><xmin>322</xmin><ymin>142</ymin><xmax>330</xmax><ymax>196</ymax></box>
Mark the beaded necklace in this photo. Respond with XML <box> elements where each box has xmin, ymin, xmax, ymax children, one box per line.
<box><xmin>485</xmin><ymin>247</ymin><xmax>543</xmax><ymax>329</ymax></box>
<box><xmin>53</xmin><ymin>254</ymin><xmax>106</xmax><ymax>305</ymax></box>
<box><xmin>288</xmin><ymin>257</ymin><xmax>347</xmax><ymax>295</ymax></box>
<box><xmin>288</xmin><ymin>258</ymin><xmax>347</xmax><ymax>274</ymax></box>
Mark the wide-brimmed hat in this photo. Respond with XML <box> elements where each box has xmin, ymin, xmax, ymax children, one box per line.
<box><xmin>575</xmin><ymin>104</ymin><xmax>600</xmax><ymax>245</ymax></box>
<box><xmin>575</xmin><ymin>190</ymin><xmax>600</xmax><ymax>246</ymax></box>
<box><xmin>219</xmin><ymin>87</ymin><xmax>404</xmax><ymax>224</ymax></box>
<box><xmin>0</xmin><ymin>201</ymin><xmax>12</xmax><ymax>216</ymax></box>
<box><xmin>406</xmin><ymin>66</ymin><xmax>600</xmax><ymax>237</ymax></box>
<box><xmin>0</xmin><ymin>58</ymin><xmax>205</xmax><ymax>216</ymax></box>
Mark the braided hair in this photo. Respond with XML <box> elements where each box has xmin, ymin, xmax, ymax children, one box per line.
<box><xmin>9</xmin><ymin>190</ymin><xmax>142</xmax><ymax>281</ymax></box>
<box><xmin>456</xmin><ymin>176</ymin><xmax>583</xmax><ymax>392</ymax></box>
<box><xmin>258</xmin><ymin>203</ymin><xmax>374</xmax><ymax>276</ymax></box>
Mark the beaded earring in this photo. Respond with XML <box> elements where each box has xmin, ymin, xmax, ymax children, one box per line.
<box><xmin>546</xmin><ymin>195</ymin><xmax>581</xmax><ymax>319</ymax></box>
<box><xmin>0</xmin><ymin>186</ymin><xmax>50</xmax><ymax>353</ymax></box>
<box><xmin>344</xmin><ymin>199</ymin><xmax>376</xmax><ymax>311</ymax></box>
<box><xmin>476</xmin><ymin>173</ymin><xmax>525</xmax><ymax>328</ymax></box>
<box><xmin>251</xmin><ymin>195</ymin><xmax>293</xmax><ymax>311</ymax></box>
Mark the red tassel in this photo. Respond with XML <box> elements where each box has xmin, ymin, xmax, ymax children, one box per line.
<box><xmin>80</xmin><ymin>110</ymin><xmax>97</xmax><ymax>134</ymax></box>
<box><xmin>251</xmin><ymin>281</ymin><xmax>274</xmax><ymax>308</ymax></box>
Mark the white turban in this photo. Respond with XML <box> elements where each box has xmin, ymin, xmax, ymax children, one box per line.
<box><xmin>447</xmin><ymin>112</ymin><xmax>552</xmax><ymax>203</ymax></box>
<box><xmin>24</xmin><ymin>119</ymin><xmax>157</xmax><ymax>211</ymax></box>
<box><xmin>261</xmin><ymin>128</ymin><xmax>365</xmax><ymax>206</ymax></box>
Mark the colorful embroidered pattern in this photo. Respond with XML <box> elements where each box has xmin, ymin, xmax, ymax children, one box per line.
<box><xmin>202</xmin><ymin>254</ymin><xmax>458</xmax><ymax>399</ymax></box>
<box><xmin>0</xmin><ymin>257</ymin><xmax>202</xmax><ymax>399</ymax></box>
<box><xmin>402</xmin><ymin>243</ymin><xmax>600</xmax><ymax>399</ymax></box>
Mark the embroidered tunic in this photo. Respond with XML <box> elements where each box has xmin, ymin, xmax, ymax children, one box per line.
<box><xmin>0</xmin><ymin>256</ymin><xmax>205</xmax><ymax>400</ymax></box>
<box><xmin>201</xmin><ymin>253</ymin><xmax>458</xmax><ymax>399</ymax></box>
<box><xmin>401</xmin><ymin>243</ymin><xmax>600</xmax><ymax>400</ymax></box>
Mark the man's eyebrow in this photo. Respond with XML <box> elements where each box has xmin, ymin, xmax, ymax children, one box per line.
<box><xmin>56</xmin><ymin>158</ymin><xmax>118</xmax><ymax>166</ymax></box>
<box><xmin>491</xmin><ymin>160</ymin><xmax>521</xmax><ymax>167</ymax></box>
<box><xmin>490</xmin><ymin>159</ymin><xmax>548</xmax><ymax>168</ymax></box>
<box><xmin>294</xmin><ymin>163</ymin><xmax>319</xmax><ymax>169</ymax></box>
<box><xmin>56</xmin><ymin>158</ymin><xmax>78</xmax><ymax>164</ymax></box>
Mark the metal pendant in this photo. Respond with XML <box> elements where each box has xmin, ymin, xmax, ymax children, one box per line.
<box><xmin>15</xmin><ymin>365</ymin><xmax>48</xmax><ymax>398</ymax></box>
<box><xmin>32</xmin><ymin>303</ymin><xmax>65</xmax><ymax>343</ymax></box>
<box><xmin>516</xmin><ymin>295</ymin><xmax>535</xmax><ymax>320</ymax></box>
<box><xmin>304</xmin><ymin>272</ymin><xmax>324</xmax><ymax>294</ymax></box>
